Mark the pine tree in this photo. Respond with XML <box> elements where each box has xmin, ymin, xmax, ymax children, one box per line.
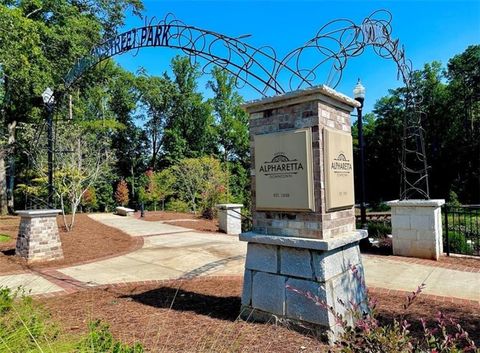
<box><xmin>115</xmin><ymin>179</ymin><xmax>130</xmax><ymax>206</ymax></box>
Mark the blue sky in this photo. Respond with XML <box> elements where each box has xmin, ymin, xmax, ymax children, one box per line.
<box><xmin>115</xmin><ymin>1</ymin><xmax>480</xmax><ymax>114</ymax></box>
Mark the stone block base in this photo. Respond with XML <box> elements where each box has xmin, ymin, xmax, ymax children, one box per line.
<box><xmin>239</xmin><ymin>231</ymin><xmax>367</xmax><ymax>342</ymax></box>
<box><xmin>388</xmin><ymin>199</ymin><xmax>445</xmax><ymax>260</ymax></box>
<box><xmin>15</xmin><ymin>209</ymin><xmax>63</xmax><ymax>262</ymax></box>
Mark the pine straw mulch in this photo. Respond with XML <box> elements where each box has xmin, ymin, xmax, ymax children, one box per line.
<box><xmin>38</xmin><ymin>277</ymin><xmax>479</xmax><ymax>353</ymax></box>
<box><xmin>0</xmin><ymin>214</ymin><xmax>137</xmax><ymax>274</ymax></box>
<box><xmin>137</xmin><ymin>211</ymin><xmax>220</xmax><ymax>233</ymax></box>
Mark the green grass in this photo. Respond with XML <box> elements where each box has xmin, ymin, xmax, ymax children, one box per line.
<box><xmin>0</xmin><ymin>234</ymin><xmax>10</xmax><ymax>242</ymax></box>
<box><xmin>0</xmin><ymin>287</ymin><xmax>144</xmax><ymax>353</ymax></box>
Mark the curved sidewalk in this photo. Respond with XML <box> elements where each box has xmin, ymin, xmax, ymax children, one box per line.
<box><xmin>0</xmin><ymin>214</ymin><xmax>478</xmax><ymax>304</ymax></box>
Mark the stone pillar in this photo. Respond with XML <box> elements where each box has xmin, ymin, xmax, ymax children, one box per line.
<box><xmin>240</xmin><ymin>85</ymin><xmax>367</xmax><ymax>342</ymax></box>
<box><xmin>15</xmin><ymin>209</ymin><xmax>63</xmax><ymax>262</ymax></box>
<box><xmin>216</xmin><ymin>203</ymin><xmax>243</xmax><ymax>235</ymax></box>
<box><xmin>388</xmin><ymin>199</ymin><xmax>445</xmax><ymax>260</ymax></box>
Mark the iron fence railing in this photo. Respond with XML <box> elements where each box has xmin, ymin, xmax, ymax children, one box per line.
<box><xmin>443</xmin><ymin>205</ymin><xmax>480</xmax><ymax>256</ymax></box>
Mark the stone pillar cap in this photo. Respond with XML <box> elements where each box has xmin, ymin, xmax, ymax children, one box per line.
<box><xmin>16</xmin><ymin>209</ymin><xmax>62</xmax><ymax>218</ymax></box>
<box><xmin>216</xmin><ymin>203</ymin><xmax>244</xmax><ymax>209</ymax></box>
<box><xmin>240</xmin><ymin>230</ymin><xmax>367</xmax><ymax>251</ymax></box>
<box><xmin>387</xmin><ymin>199</ymin><xmax>445</xmax><ymax>207</ymax></box>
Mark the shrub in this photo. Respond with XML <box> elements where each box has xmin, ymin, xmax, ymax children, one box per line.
<box><xmin>446</xmin><ymin>231</ymin><xmax>474</xmax><ymax>255</ymax></box>
<box><xmin>77</xmin><ymin>320</ymin><xmax>144</xmax><ymax>353</ymax></box>
<box><xmin>369</xmin><ymin>201</ymin><xmax>391</xmax><ymax>212</ymax></box>
<box><xmin>447</xmin><ymin>190</ymin><xmax>462</xmax><ymax>207</ymax></box>
<box><xmin>81</xmin><ymin>186</ymin><xmax>98</xmax><ymax>212</ymax></box>
<box><xmin>166</xmin><ymin>199</ymin><xmax>190</xmax><ymax>213</ymax></box>
<box><xmin>367</xmin><ymin>221</ymin><xmax>392</xmax><ymax>238</ymax></box>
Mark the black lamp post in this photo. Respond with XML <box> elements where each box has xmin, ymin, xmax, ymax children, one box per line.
<box><xmin>41</xmin><ymin>87</ymin><xmax>55</xmax><ymax>209</ymax></box>
<box><xmin>353</xmin><ymin>79</ymin><xmax>367</xmax><ymax>228</ymax></box>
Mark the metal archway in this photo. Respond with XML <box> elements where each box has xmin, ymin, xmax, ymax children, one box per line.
<box><xmin>64</xmin><ymin>9</ymin><xmax>428</xmax><ymax>200</ymax></box>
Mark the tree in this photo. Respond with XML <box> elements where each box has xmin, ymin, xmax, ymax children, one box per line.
<box><xmin>207</xmin><ymin>67</ymin><xmax>249</xmax><ymax>163</ymax></box>
<box><xmin>0</xmin><ymin>0</ymin><xmax>143</xmax><ymax>213</ymax></box>
<box><xmin>139</xmin><ymin>168</ymin><xmax>176</xmax><ymax>210</ymax></box>
<box><xmin>207</xmin><ymin>67</ymin><xmax>250</xmax><ymax>202</ymax></box>
<box><xmin>136</xmin><ymin>73</ymin><xmax>175</xmax><ymax>170</ymax></box>
<box><xmin>19</xmin><ymin>122</ymin><xmax>114</xmax><ymax>231</ymax></box>
<box><xmin>355</xmin><ymin>46</ymin><xmax>480</xmax><ymax>204</ymax></box>
<box><xmin>161</xmin><ymin>56</ymin><xmax>216</xmax><ymax>165</ymax></box>
<box><xmin>115</xmin><ymin>179</ymin><xmax>129</xmax><ymax>207</ymax></box>
<box><xmin>171</xmin><ymin>156</ymin><xmax>227</xmax><ymax>216</ymax></box>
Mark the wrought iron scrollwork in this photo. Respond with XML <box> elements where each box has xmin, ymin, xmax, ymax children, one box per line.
<box><xmin>64</xmin><ymin>10</ymin><xmax>429</xmax><ymax>199</ymax></box>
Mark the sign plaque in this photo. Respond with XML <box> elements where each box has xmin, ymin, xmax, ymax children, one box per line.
<box><xmin>254</xmin><ymin>128</ymin><xmax>314</xmax><ymax>211</ymax></box>
<box><xmin>324</xmin><ymin>128</ymin><xmax>355</xmax><ymax>211</ymax></box>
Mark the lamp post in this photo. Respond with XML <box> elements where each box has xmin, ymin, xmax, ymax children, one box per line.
<box><xmin>42</xmin><ymin>87</ymin><xmax>55</xmax><ymax>208</ymax></box>
<box><xmin>353</xmin><ymin>79</ymin><xmax>367</xmax><ymax>228</ymax></box>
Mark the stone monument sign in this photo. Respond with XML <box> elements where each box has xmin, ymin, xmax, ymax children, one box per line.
<box><xmin>240</xmin><ymin>85</ymin><xmax>367</xmax><ymax>342</ymax></box>
<box><xmin>324</xmin><ymin>128</ymin><xmax>355</xmax><ymax>211</ymax></box>
<box><xmin>254</xmin><ymin>128</ymin><xmax>314</xmax><ymax>211</ymax></box>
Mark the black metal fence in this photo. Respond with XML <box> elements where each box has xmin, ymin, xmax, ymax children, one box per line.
<box><xmin>443</xmin><ymin>205</ymin><xmax>480</xmax><ymax>256</ymax></box>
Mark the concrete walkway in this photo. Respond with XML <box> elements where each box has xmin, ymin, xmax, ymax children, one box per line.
<box><xmin>0</xmin><ymin>214</ymin><xmax>478</xmax><ymax>302</ymax></box>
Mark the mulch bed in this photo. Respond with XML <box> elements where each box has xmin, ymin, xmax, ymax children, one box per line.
<box><xmin>362</xmin><ymin>237</ymin><xmax>480</xmax><ymax>270</ymax></box>
<box><xmin>38</xmin><ymin>277</ymin><xmax>479</xmax><ymax>352</ymax></box>
<box><xmin>437</xmin><ymin>255</ymin><xmax>480</xmax><ymax>270</ymax></box>
<box><xmin>138</xmin><ymin>211</ymin><xmax>220</xmax><ymax>233</ymax></box>
<box><xmin>0</xmin><ymin>214</ymin><xmax>137</xmax><ymax>274</ymax></box>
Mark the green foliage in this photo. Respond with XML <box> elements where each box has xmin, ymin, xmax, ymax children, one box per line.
<box><xmin>94</xmin><ymin>175</ymin><xmax>115</xmax><ymax>212</ymax></box>
<box><xmin>171</xmin><ymin>156</ymin><xmax>227</xmax><ymax>217</ymax></box>
<box><xmin>0</xmin><ymin>234</ymin><xmax>10</xmax><ymax>242</ymax></box>
<box><xmin>368</xmin><ymin>201</ymin><xmax>391</xmax><ymax>212</ymax></box>
<box><xmin>447</xmin><ymin>190</ymin><xmax>462</xmax><ymax>207</ymax></box>
<box><xmin>0</xmin><ymin>287</ymin><xmax>69</xmax><ymax>353</ymax></box>
<box><xmin>446</xmin><ymin>231</ymin><xmax>474</xmax><ymax>255</ymax></box>
<box><xmin>165</xmin><ymin>199</ymin><xmax>190</xmax><ymax>213</ymax></box>
<box><xmin>160</xmin><ymin>56</ymin><xmax>217</xmax><ymax>165</ymax></box>
<box><xmin>207</xmin><ymin>66</ymin><xmax>249</xmax><ymax>165</ymax></box>
<box><xmin>77</xmin><ymin>320</ymin><xmax>144</xmax><ymax>353</ymax></box>
<box><xmin>366</xmin><ymin>221</ymin><xmax>392</xmax><ymax>238</ymax></box>
<box><xmin>115</xmin><ymin>179</ymin><xmax>129</xmax><ymax>206</ymax></box>
<box><xmin>0</xmin><ymin>287</ymin><xmax>143</xmax><ymax>353</ymax></box>
<box><xmin>139</xmin><ymin>168</ymin><xmax>176</xmax><ymax>210</ymax></box>
<box><xmin>354</xmin><ymin>45</ymin><xmax>480</xmax><ymax>204</ymax></box>
<box><xmin>198</xmin><ymin>157</ymin><xmax>228</xmax><ymax>219</ymax></box>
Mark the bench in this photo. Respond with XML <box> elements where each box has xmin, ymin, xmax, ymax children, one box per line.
<box><xmin>115</xmin><ymin>206</ymin><xmax>135</xmax><ymax>216</ymax></box>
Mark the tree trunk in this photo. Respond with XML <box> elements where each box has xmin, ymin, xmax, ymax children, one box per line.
<box><xmin>60</xmin><ymin>196</ymin><xmax>70</xmax><ymax>232</ymax></box>
<box><xmin>69</xmin><ymin>200</ymin><xmax>77</xmax><ymax>231</ymax></box>
<box><xmin>0</xmin><ymin>121</ymin><xmax>16</xmax><ymax>215</ymax></box>
<box><xmin>0</xmin><ymin>156</ymin><xmax>8</xmax><ymax>215</ymax></box>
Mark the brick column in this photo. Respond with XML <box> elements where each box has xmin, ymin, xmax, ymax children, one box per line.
<box><xmin>240</xmin><ymin>86</ymin><xmax>367</xmax><ymax>342</ymax></box>
<box><xmin>15</xmin><ymin>209</ymin><xmax>63</xmax><ymax>262</ymax></box>
<box><xmin>388</xmin><ymin>199</ymin><xmax>445</xmax><ymax>260</ymax></box>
